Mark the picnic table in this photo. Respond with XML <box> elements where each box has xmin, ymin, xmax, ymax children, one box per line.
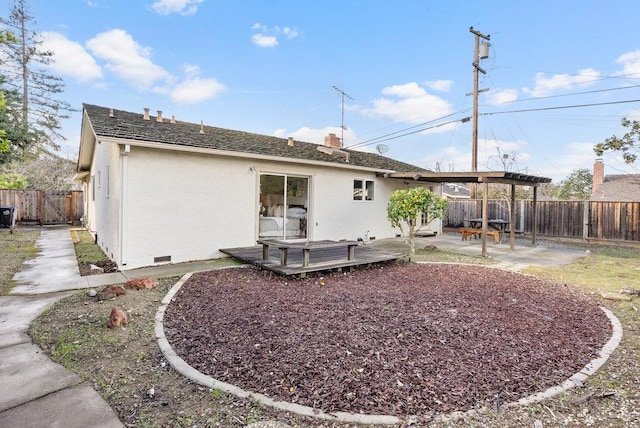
<box><xmin>465</xmin><ymin>218</ymin><xmax>510</xmax><ymax>231</ymax></box>
<box><xmin>257</xmin><ymin>239</ymin><xmax>359</xmax><ymax>267</ymax></box>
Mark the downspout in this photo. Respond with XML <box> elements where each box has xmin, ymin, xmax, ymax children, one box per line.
<box><xmin>119</xmin><ymin>144</ymin><xmax>130</xmax><ymax>267</ymax></box>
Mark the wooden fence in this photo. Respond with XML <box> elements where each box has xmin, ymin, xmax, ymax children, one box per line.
<box><xmin>0</xmin><ymin>189</ymin><xmax>84</xmax><ymax>225</ymax></box>
<box><xmin>444</xmin><ymin>199</ymin><xmax>640</xmax><ymax>242</ymax></box>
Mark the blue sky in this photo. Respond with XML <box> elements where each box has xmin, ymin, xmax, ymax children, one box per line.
<box><xmin>4</xmin><ymin>0</ymin><xmax>640</xmax><ymax>182</ymax></box>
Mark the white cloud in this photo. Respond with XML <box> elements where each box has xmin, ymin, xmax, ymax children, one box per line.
<box><xmin>416</xmin><ymin>146</ymin><xmax>469</xmax><ymax>173</ymax></box>
<box><xmin>486</xmin><ymin>88</ymin><xmax>518</xmax><ymax>106</ymax></box>
<box><xmin>252</xmin><ymin>34</ymin><xmax>278</xmax><ymax>48</ymax></box>
<box><xmin>39</xmin><ymin>32</ymin><xmax>102</xmax><ymax>82</ymax></box>
<box><xmin>523</xmin><ymin>68</ymin><xmax>600</xmax><ymax>97</ymax></box>
<box><xmin>181</xmin><ymin>63</ymin><xmax>201</xmax><ymax>78</ymax></box>
<box><xmin>615</xmin><ymin>50</ymin><xmax>640</xmax><ymax>78</ymax></box>
<box><xmin>536</xmin><ymin>141</ymin><xmax>600</xmax><ymax>181</ymax></box>
<box><xmin>150</xmin><ymin>0</ymin><xmax>203</xmax><ymax>15</ymax></box>
<box><xmin>282</xmin><ymin>27</ymin><xmax>299</xmax><ymax>39</ymax></box>
<box><xmin>171</xmin><ymin>77</ymin><xmax>226</xmax><ymax>104</ymax></box>
<box><xmin>251</xmin><ymin>23</ymin><xmax>299</xmax><ymax>48</ymax></box>
<box><xmin>361</xmin><ymin>82</ymin><xmax>454</xmax><ymax>127</ymax></box>
<box><xmin>86</xmin><ymin>29</ymin><xmax>173</xmax><ymax>88</ymax></box>
<box><xmin>274</xmin><ymin>126</ymin><xmax>356</xmax><ymax>146</ymax></box>
<box><xmin>424</xmin><ymin>79</ymin><xmax>453</xmax><ymax>92</ymax></box>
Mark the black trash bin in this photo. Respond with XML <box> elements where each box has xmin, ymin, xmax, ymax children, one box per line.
<box><xmin>0</xmin><ymin>206</ymin><xmax>16</xmax><ymax>229</ymax></box>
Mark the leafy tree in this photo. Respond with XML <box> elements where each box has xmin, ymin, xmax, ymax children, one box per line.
<box><xmin>594</xmin><ymin>117</ymin><xmax>640</xmax><ymax>165</ymax></box>
<box><xmin>387</xmin><ymin>187</ymin><xmax>448</xmax><ymax>259</ymax></box>
<box><xmin>0</xmin><ymin>171</ymin><xmax>27</xmax><ymax>188</ymax></box>
<box><xmin>0</xmin><ymin>0</ymin><xmax>74</xmax><ymax>156</ymax></box>
<box><xmin>548</xmin><ymin>169</ymin><xmax>593</xmax><ymax>200</ymax></box>
<box><xmin>0</xmin><ymin>29</ymin><xmax>18</xmax><ymax>156</ymax></box>
<box><xmin>0</xmin><ymin>82</ymin><xmax>31</xmax><ymax>164</ymax></box>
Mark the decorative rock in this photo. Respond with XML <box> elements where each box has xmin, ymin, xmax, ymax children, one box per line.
<box><xmin>97</xmin><ymin>284</ymin><xmax>126</xmax><ymax>301</ymax></box>
<box><xmin>619</xmin><ymin>287</ymin><xmax>640</xmax><ymax>296</ymax></box>
<box><xmin>107</xmin><ymin>306</ymin><xmax>128</xmax><ymax>328</ymax></box>
<box><xmin>600</xmin><ymin>291</ymin><xmax>632</xmax><ymax>301</ymax></box>
<box><xmin>89</xmin><ymin>264</ymin><xmax>105</xmax><ymax>274</ymax></box>
<box><xmin>124</xmin><ymin>276</ymin><xmax>157</xmax><ymax>290</ymax></box>
<box><xmin>87</xmin><ymin>289</ymin><xmax>97</xmax><ymax>297</ymax></box>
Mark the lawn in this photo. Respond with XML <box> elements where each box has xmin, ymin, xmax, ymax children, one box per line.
<box><xmin>0</xmin><ymin>229</ymin><xmax>40</xmax><ymax>295</ymax></box>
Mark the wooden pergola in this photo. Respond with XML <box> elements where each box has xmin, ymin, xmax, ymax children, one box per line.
<box><xmin>380</xmin><ymin>171</ymin><xmax>552</xmax><ymax>257</ymax></box>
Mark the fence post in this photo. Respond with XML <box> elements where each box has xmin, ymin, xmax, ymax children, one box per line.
<box><xmin>582</xmin><ymin>200</ymin><xmax>589</xmax><ymax>242</ymax></box>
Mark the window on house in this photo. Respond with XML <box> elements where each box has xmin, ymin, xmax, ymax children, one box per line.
<box><xmin>105</xmin><ymin>165</ymin><xmax>110</xmax><ymax>199</ymax></box>
<box><xmin>353</xmin><ymin>179</ymin><xmax>374</xmax><ymax>201</ymax></box>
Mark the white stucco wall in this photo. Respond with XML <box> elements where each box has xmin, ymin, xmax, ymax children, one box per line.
<box><xmin>87</xmin><ymin>141</ymin><xmax>441</xmax><ymax>269</ymax></box>
<box><xmin>121</xmin><ymin>147</ymin><xmax>257</xmax><ymax>269</ymax></box>
<box><xmin>87</xmin><ymin>140</ymin><xmax>122</xmax><ymax>263</ymax></box>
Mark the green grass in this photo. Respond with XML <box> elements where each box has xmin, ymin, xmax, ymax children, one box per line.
<box><xmin>72</xmin><ymin>228</ymin><xmax>111</xmax><ymax>265</ymax></box>
<box><xmin>0</xmin><ymin>229</ymin><xmax>40</xmax><ymax>295</ymax></box>
<box><xmin>523</xmin><ymin>245</ymin><xmax>640</xmax><ymax>294</ymax></box>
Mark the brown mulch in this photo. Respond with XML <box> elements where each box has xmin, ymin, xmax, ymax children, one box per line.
<box><xmin>163</xmin><ymin>263</ymin><xmax>611</xmax><ymax>418</ymax></box>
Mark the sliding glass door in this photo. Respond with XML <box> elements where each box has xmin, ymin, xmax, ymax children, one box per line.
<box><xmin>259</xmin><ymin>174</ymin><xmax>309</xmax><ymax>240</ymax></box>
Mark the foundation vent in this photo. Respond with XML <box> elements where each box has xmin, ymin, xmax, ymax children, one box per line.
<box><xmin>153</xmin><ymin>255</ymin><xmax>172</xmax><ymax>263</ymax></box>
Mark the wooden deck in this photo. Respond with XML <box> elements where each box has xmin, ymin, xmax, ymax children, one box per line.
<box><xmin>220</xmin><ymin>241</ymin><xmax>406</xmax><ymax>277</ymax></box>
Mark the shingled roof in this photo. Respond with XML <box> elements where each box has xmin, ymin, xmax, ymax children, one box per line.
<box><xmin>82</xmin><ymin>104</ymin><xmax>429</xmax><ymax>174</ymax></box>
<box><xmin>591</xmin><ymin>174</ymin><xmax>640</xmax><ymax>201</ymax></box>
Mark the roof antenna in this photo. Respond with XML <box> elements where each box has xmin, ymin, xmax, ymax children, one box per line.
<box><xmin>199</xmin><ymin>120</ymin><xmax>205</xmax><ymax>134</ymax></box>
<box><xmin>332</xmin><ymin>86</ymin><xmax>353</xmax><ymax>148</ymax></box>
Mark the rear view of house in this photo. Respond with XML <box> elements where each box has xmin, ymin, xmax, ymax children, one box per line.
<box><xmin>75</xmin><ymin>104</ymin><xmax>441</xmax><ymax>270</ymax></box>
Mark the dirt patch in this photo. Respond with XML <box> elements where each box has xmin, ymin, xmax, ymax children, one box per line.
<box><xmin>164</xmin><ymin>263</ymin><xmax>610</xmax><ymax>418</ymax></box>
<box><xmin>77</xmin><ymin>259</ymin><xmax>119</xmax><ymax>276</ymax></box>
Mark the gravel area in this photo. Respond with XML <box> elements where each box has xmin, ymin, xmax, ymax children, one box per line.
<box><xmin>163</xmin><ymin>263</ymin><xmax>611</xmax><ymax>419</ymax></box>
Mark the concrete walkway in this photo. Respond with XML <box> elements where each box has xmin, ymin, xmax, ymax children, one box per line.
<box><xmin>0</xmin><ymin>226</ymin><xmax>124</xmax><ymax>427</ymax></box>
<box><xmin>0</xmin><ymin>226</ymin><xmax>590</xmax><ymax>427</ymax></box>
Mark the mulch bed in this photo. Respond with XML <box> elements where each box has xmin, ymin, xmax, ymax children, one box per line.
<box><xmin>163</xmin><ymin>263</ymin><xmax>611</xmax><ymax>418</ymax></box>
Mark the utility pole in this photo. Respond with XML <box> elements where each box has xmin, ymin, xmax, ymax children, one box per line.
<box><xmin>469</xmin><ymin>26</ymin><xmax>490</xmax><ymax>199</ymax></box>
<box><xmin>332</xmin><ymin>86</ymin><xmax>353</xmax><ymax>147</ymax></box>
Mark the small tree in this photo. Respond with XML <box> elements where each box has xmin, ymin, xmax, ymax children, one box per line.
<box><xmin>387</xmin><ymin>187</ymin><xmax>448</xmax><ymax>259</ymax></box>
<box><xmin>548</xmin><ymin>168</ymin><xmax>593</xmax><ymax>200</ymax></box>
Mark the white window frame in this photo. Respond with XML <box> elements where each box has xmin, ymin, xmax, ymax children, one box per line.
<box><xmin>353</xmin><ymin>179</ymin><xmax>375</xmax><ymax>201</ymax></box>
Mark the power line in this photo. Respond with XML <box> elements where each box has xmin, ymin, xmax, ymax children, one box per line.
<box><xmin>345</xmin><ymin>111</ymin><xmax>467</xmax><ymax>150</ymax></box>
<box><xmin>481</xmin><ymin>98</ymin><xmax>640</xmax><ymax>116</ymax></box>
<box><xmin>494</xmin><ymin>84</ymin><xmax>640</xmax><ymax>106</ymax></box>
<box><xmin>347</xmin><ymin>117</ymin><xmax>470</xmax><ymax>149</ymax></box>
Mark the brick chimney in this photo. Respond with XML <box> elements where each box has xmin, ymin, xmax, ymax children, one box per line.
<box><xmin>324</xmin><ymin>133</ymin><xmax>341</xmax><ymax>148</ymax></box>
<box><xmin>593</xmin><ymin>158</ymin><xmax>604</xmax><ymax>193</ymax></box>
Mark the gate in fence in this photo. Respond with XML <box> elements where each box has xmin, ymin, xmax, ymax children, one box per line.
<box><xmin>0</xmin><ymin>189</ymin><xmax>84</xmax><ymax>226</ymax></box>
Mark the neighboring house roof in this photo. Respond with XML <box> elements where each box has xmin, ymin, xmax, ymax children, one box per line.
<box><xmin>442</xmin><ymin>183</ymin><xmax>470</xmax><ymax>199</ymax></box>
<box><xmin>78</xmin><ymin>104</ymin><xmax>429</xmax><ymax>175</ymax></box>
<box><xmin>591</xmin><ymin>174</ymin><xmax>640</xmax><ymax>201</ymax></box>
